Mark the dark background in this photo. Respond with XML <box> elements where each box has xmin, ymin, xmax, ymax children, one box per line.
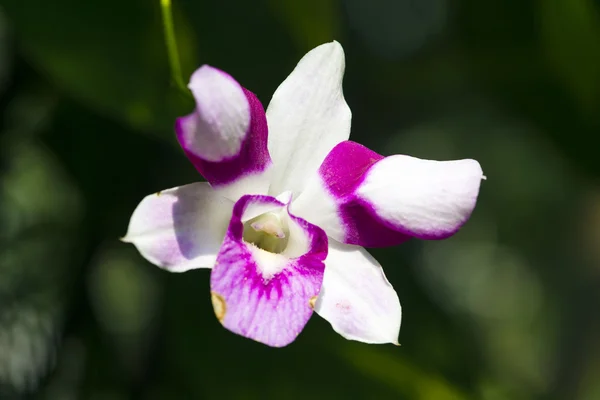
<box><xmin>1</xmin><ymin>0</ymin><xmax>600</xmax><ymax>399</ymax></box>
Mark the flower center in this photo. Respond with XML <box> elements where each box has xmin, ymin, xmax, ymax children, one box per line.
<box><xmin>242</xmin><ymin>212</ymin><xmax>289</xmax><ymax>254</ymax></box>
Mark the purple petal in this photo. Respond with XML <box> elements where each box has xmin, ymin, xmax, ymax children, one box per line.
<box><xmin>210</xmin><ymin>195</ymin><xmax>328</xmax><ymax>347</ymax></box>
<box><xmin>176</xmin><ymin>66</ymin><xmax>272</xmax><ymax>200</ymax></box>
<box><xmin>292</xmin><ymin>141</ymin><xmax>484</xmax><ymax>247</ymax></box>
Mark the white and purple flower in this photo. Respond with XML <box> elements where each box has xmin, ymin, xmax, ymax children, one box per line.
<box><xmin>123</xmin><ymin>42</ymin><xmax>484</xmax><ymax>347</ymax></box>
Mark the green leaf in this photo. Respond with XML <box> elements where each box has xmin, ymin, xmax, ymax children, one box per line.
<box><xmin>2</xmin><ymin>0</ymin><xmax>197</xmax><ymax>133</ymax></box>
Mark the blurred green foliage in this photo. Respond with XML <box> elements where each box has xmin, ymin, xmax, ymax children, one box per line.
<box><xmin>1</xmin><ymin>0</ymin><xmax>600</xmax><ymax>399</ymax></box>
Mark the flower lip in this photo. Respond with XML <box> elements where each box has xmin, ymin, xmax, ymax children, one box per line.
<box><xmin>210</xmin><ymin>194</ymin><xmax>328</xmax><ymax>347</ymax></box>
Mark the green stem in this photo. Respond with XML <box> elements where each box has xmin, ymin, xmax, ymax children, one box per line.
<box><xmin>160</xmin><ymin>0</ymin><xmax>188</xmax><ymax>93</ymax></box>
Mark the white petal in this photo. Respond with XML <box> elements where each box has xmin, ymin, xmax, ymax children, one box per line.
<box><xmin>266</xmin><ymin>41</ymin><xmax>352</xmax><ymax>196</ymax></box>
<box><xmin>357</xmin><ymin>156</ymin><xmax>484</xmax><ymax>238</ymax></box>
<box><xmin>123</xmin><ymin>183</ymin><xmax>233</xmax><ymax>272</ymax></box>
<box><xmin>315</xmin><ymin>241</ymin><xmax>401</xmax><ymax>344</ymax></box>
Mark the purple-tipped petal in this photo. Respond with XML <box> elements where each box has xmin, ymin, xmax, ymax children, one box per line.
<box><xmin>266</xmin><ymin>41</ymin><xmax>351</xmax><ymax>196</ymax></box>
<box><xmin>292</xmin><ymin>141</ymin><xmax>484</xmax><ymax>247</ymax></box>
<box><xmin>123</xmin><ymin>183</ymin><xmax>233</xmax><ymax>272</ymax></box>
<box><xmin>210</xmin><ymin>195</ymin><xmax>328</xmax><ymax>347</ymax></box>
<box><xmin>176</xmin><ymin>66</ymin><xmax>272</xmax><ymax>201</ymax></box>
<box><xmin>315</xmin><ymin>240</ymin><xmax>401</xmax><ymax>344</ymax></box>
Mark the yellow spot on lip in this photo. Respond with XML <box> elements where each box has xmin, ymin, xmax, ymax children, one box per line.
<box><xmin>156</xmin><ymin>191</ymin><xmax>162</xmax><ymax>196</ymax></box>
<box><xmin>309</xmin><ymin>295</ymin><xmax>318</xmax><ymax>309</ymax></box>
<box><xmin>211</xmin><ymin>292</ymin><xmax>226</xmax><ymax>322</ymax></box>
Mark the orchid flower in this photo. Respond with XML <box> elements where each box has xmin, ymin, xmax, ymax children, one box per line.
<box><xmin>123</xmin><ymin>42</ymin><xmax>484</xmax><ymax>347</ymax></box>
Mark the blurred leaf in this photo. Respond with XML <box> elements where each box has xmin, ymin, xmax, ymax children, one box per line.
<box><xmin>267</xmin><ymin>0</ymin><xmax>340</xmax><ymax>51</ymax></box>
<box><xmin>37</xmin><ymin>338</ymin><xmax>86</xmax><ymax>400</ymax></box>
<box><xmin>0</xmin><ymin>140</ymin><xmax>82</xmax><ymax>394</ymax></box>
<box><xmin>0</xmin><ymin>8</ymin><xmax>11</xmax><ymax>95</ymax></box>
<box><xmin>538</xmin><ymin>0</ymin><xmax>600</xmax><ymax>120</ymax></box>
<box><xmin>339</xmin><ymin>345</ymin><xmax>469</xmax><ymax>400</ymax></box>
<box><xmin>419</xmin><ymin>240</ymin><xmax>554</xmax><ymax>395</ymax></box>
<box><xmin>89</xmin><ymin>245</ymin><xmax>160</xmax><ymax>338</ymax></box>
<box><xmin>385</xmin><ymin>99</ymin><xmax>575</xmax><ymax>398</ymax></box>
<box><xmin>0</xmin><ymin>83</ymin><xmax>82</xmax><ymax>394</ymax></box>
<box><xmin>0</xmin><ymin>299</ymin><xmax>60</xmax><ymax>395</ymax></box>
<box><xmin>579</xmin><ymin>335</ymin><xmax>600</xmax><ymax>400</ymax></box>
<box><xmin>87</xmin><ymin>244</ymin><xmax>161</xmax><ymax>378</ymax></box>
<box><xmin>386</xmin><ymin>98</ymin><xmax>572</xmax><ymax>235</ymax></box>
<box><xmin>1</xmin><ymin>0</ymin><xmax>197</xmax><ymax>132</ymax></box>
